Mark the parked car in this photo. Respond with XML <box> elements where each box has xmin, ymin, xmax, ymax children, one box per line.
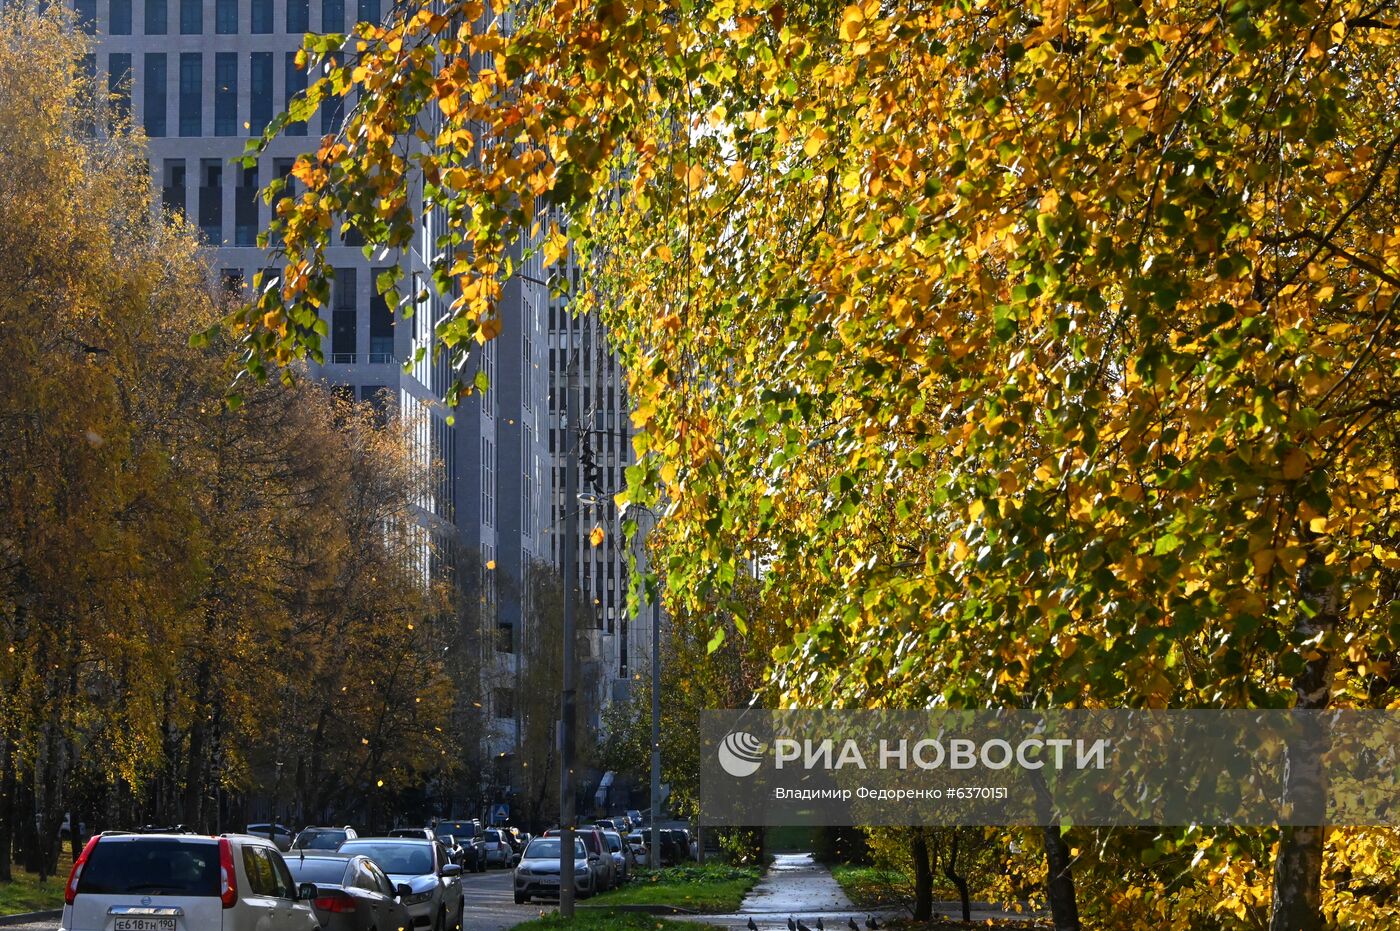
<box><xmin>512</xmin><ymin>835</ymin><xmax>592</xmax><ymax>904</ymax></box>
<box><xmin>291</xmin><ymin>826</ymin><xmax>358</xmax><ymax>851</ymax></box>
<box><xmin>602</xmin><ymin>830</ymin><xmax>632</xmax><ymax>884</ymax></box>
<box><xmin>61</xmin><ymin>831</ymin><xmax>319</xmax><ymax>930</ymax></box>
<box><xmin>625</xmin><ymin>831</ymin><xmax>651</xmax><ymax>868</ymax></box>
<box><xmin>284</xmin><ymin>852</ymin><xmax>414</xmax><ymax>931</ymax></box>
<box><xmin>544</xmin><ymin>827</ymin><xmax>614</xmax><ymax>891</ymax></box>
<box><xmin>246</xmin><ymin>823</ymin><xmax>296</xmax><ymax>852</ymax></box>
<box><xmin>437</xmin><ymin>834</ymin><xmax>466</xmax><ymax>868</ymax></box>
<box><xmin>626</xmin><ymin>809</ymin><xmax>644</xmax><ymax>827</ymax></box>
<box><xmin>433</xmin><ymin>820</ymin><xmax>485</xmax><ymax>873</ymax></box>
<box><xmin>592</xmin><ymin>818</ymin><xmax>620</xmax><ymax>833</ymax></box>
<box><xmin>387</xmin><ymin>827</ymin><xmax>436</xmax><ymax>842</ymax></box>
<box><xmin>482</xmin><ymin>829</ymin><xmax>512</xmax><ymax>869</ymax></box>
<box><xmin>337</xmin><ymin>837</ymin><xmax>463</xmax><ymax>931</ymax></box>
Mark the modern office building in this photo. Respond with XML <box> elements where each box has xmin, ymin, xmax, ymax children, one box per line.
<box><xmin>545</xmin><ymin>241</ymin><xmax>653</xmax><ymax>727</ymax></box>
<box><xmin>76</xmin><ymin>0</ymin><xmax>559</xmax><ymax>759</ymax></box>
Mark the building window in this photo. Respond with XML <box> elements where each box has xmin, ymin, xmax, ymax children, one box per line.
<box><xmin>73</xmin><ymin>0</ymin><xmax>96</xmax><ymax>33</ymax></box>
<box><xmin>107</xmin><ymin>54</ymin><xmax>132</xmax><ymax>123</ymax></box>
<box><xmin>369</xmin><ymin>272</ymin><xmax>393</xmax><ymax>362</ymax></box>
<box><xmin>249</xmin><ymin>53</ymin><xmax>273</xmax><ymax>136</ymax></box>
<box><xmin>250</xmin><ymin>0</ymin><xmax>272</xmax><ymax>32</ymax></box>
<box><xmin>179</xmin><ymin>0</ymin><xmax>200</xmax><ymax>34</ymax></box>
<box><xmin>178</xmin><ymin>53</ymin><xmax>201</xmax><ymax>136</ymax></box>
<box><xmin>161</xmin><ymin>159</ymin><xmax>185</xmax><ymax>216</ymax></box>
<box><xmin>332</xmin><ymin>268</ymin><xmax>357</xmax><ymax>362</ymax></box>
<box><xmin>321</xmin><ymin>0</ymin><xmax>342</xmax><ymax>31</ymax></box>
<box><xmin>199</xmin><ymin>160</ymin><xmax>223</xmax><ymax>244</ymax></box>
<box><xmin>143</xmin><ymin>54</ymin><xmax>166</xmax><ymax>136</ymax></box>
<box><xmin>214</xmin><ymin>53</ymin><xmax>237</xmax><ymax>136</ymax></box>
<box><xmin>319</xmin><ymin>52</ymin><xmax>343</xmax><ymax>134</ymax></box>
<box><xmin>493</xmin><ymin>688</ymin><xmax>514</xmax><ymax>720</ymax></box>
<box><xmin>284</xmin><ymin>53</ymin><xmax>307</xmax><ymax>137</ymax></box>
<box><xmin>286</xmin><ymin>0</ymin><xmax>308</xmax><ymax>32</ymax></box>
<box><xmin>215</xmin><ymin>0</ymin><xmax>236</xmax><ymax>33</ymax></box>
<box><xmin>144</xmin><ymin>0</ymin><xmax>166</xmax><ymax>33</ymax></box>
<box><xmin>220</xmin><ymin>269</ymin><xmax>245</xmax><ymax>293</ymax></box>
<box><xmin>235</xmin><ymin>163</ymin><xmax>258</xmax><ymax>246</ymax></box>
<box><xmin>110</xmin><ymin>0</ymin><xmax>132</xmax><ymax>34</ymax></box>
<box><xmin>356</xmin><ymin>0</ymin><xmax>378</xmax><ymax>23</ymax></box>
<box><xmin>359</xmin><ymin>385</ymin><xmax>390</xmax><ymax>425</ymax></box>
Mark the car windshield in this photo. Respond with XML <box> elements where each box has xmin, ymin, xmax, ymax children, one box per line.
<box><xmin>294</xmin><ymin>831</ymin><xmax>346</xmax><ymax>850</ymax></box>
<box><xmin>606</xmin><ymin>835</ymin><xmax>621</xmax><ymax>851</ymax></box>
<box><xmin>77</xmin><ymin>839</ymin><xmax>220</xmax><ymax>897</ymax></box>
<box><xmin>439</xmin><ymin>835</ymin><xmax>456</xmax><ymax>845</ymax></box>
<box><xmin>338</xmin><ymin>842</ymin><xmax>433</xmax><ymax>875</ymax></box>
<box><xmin>285</xmin><ymin>857</ymin><xmax>350</xmax><ymax>885</ymax></box>
<box><xmin>524</xmin><ymin>839</ymin><xmax>584</xmax><ymax>859</ymax></box>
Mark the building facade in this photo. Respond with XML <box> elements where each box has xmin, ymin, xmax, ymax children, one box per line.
<box><xmin>78</xmin><ymin>0</ymin><xmax>558</xmax><ymax>760</ymax></box>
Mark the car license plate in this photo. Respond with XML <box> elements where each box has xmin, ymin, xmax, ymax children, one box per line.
<box><xmin>113</xmin><ymin>919</ymin><xmax>176</xmax><ymax>931</ymax></box>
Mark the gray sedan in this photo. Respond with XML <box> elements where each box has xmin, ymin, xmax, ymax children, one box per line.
<box><xmin>338</xmin><ymin>838</ymin><xmax>464</xmax><ymax>931</ymax></box>
<box><xmin>285</xmin><ymin>853</ymin><xmax>414</xmax><ymax>931</ymax></box>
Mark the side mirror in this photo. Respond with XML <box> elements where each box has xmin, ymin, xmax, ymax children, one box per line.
<box><xmin>440</xmin><ymin>864</ymin><xmax>462</xmax><ymax>877</ymax></box>
<box><xmin>297</xmin><ymin>882</ymin><xmax>318</xmax><ymax>902</ymax></box>
<box><xmin>396</xmin><ymin>883</ymin><xmax>413</xmax><ymax>899</ymax></box>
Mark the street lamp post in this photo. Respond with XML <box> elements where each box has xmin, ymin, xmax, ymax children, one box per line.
<box><xmin>558</xmin><ymin>347</ymin><xmax>579</xmax><ymax>917</ymax></box>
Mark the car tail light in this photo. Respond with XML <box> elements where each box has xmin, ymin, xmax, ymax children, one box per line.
<box><xmin>65</xmin><ymin>835</ymin><xmax>100</xmax><ymax>905</ymax></box>
<box><xmin>219</xmin><ymin>837</ymin><xmax>237</xmax><ymax>908</ymax></box>
<box><xmin>313</xmin><ymin>890</ymin><xmax>357</xmax><ymax>913</ymax></box>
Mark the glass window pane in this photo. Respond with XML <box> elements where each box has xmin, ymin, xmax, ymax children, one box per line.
<box><xmin>251</xmin><ymin>0</ymin><xmax>272</xmax><ymax>32</ymax></box>
<box><xmin>179</xmin><ymin>52</ymin><xmax>201</xmax><ymax>135</ymax></box>
<box><xmin>143</xmin><ymin>54</ymin><xmax>166</xmax><ymax>136</ymax></box>
<box><xmin>180</xmin><ymin>0</ymin><xmax>201</xmax><ymax>33</ymax></box>
<box><xmin>215</xmin><ymin>0</ymin><xmax>237</xmax><ymax>33</ymax></box>
<box><xmin>110</xmin><ymin>0</ymin><xmax>133</xmax><ymax>34</ymax></box>
<box><xmin>73</xmin><ymin>0</ymin><xmax>96</xmax><ymax>33</ymax></box>
<box><xmin>356</xmin><ymin>0</ymin><xmax>377</xmax><ymax>23</ymax></box>
<box><xmin>249</xmin><ymin>52</ymin><xmax>273</xmax><ymax>135</ymax></box>
<box><xmin>144</xmin><ymin>0</ymin><xmax>166</xmax><ymax>34</ymax></box>
<box><xmin>284</xmin><ymin>52</ymin><xmax>307</xmax><ymax>137</ymax></box>
<box><xmin>286</xmin><ymin>0</ymin><xmax>308</xmax><ymax>32</ymax></box>
<box><xmin>320</xmin><ymin>0</ymin><xmax>342</xmax><ymax>31</ymax></box>
<box><xmin>214</xmin><ymin>53</ymin><xmax>237</xmax><ymax>135</ymax></box>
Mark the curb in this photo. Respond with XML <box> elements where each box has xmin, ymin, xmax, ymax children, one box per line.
<box><xmin>0</xmin><ymin>910</ymin><xmax>60</xmax><ymax>927</ymax></box>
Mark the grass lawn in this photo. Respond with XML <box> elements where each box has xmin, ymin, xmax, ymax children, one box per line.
<box><xmin>512</xmin><ymin>911</ymin><xmax>719</xmax><ymax>930</ymax></box>
<box><xmin>0</xmin><ymin>850</ymin><xmax>74</xmax><ymax>915</ymax></box>
<box><xmin>584</xmin><ymin>864</ymin><xmax>763</xmax><ymax>912</ymax></box>
<box><xmin>830</xmin><ymin>864</ymin><xmax>913</xmax><ymax>910</ymax></box>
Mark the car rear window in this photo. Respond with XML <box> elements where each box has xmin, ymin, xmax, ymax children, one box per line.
<box><xmin>439</xmin><ymin>822</ymin><xmax>476</xmax><ymax>838</ymax></box>
<box><xmin>78</xmin><ymin>839</ymin><xmax>220</xmax><ymax>897</ymax></box>
<box><xmin>285</xmin><ymin>857</ymin><xmax>350</xmax><ymax>885</ymax></box>
<box><xmin>295</xmin><ymin>831</ymin><xmax>345</xmax><ymax>850</ymax></box>
<box><xmin>338</xmin><ymin>842</ymin><xmax>432</xmax><ymax>875</ymax></box>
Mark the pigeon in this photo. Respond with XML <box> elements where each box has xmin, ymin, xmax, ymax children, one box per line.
<box><xmin>866</xmin><ymin>918</ymin><xmax>881</xmax><ymax>930</ymax></box>
<box><xmin>797</xmin><ymin>921</ymin><xmax>812</xmax><ymax>931</ymax></box>
<box><xmin>788</xmin><ymin>918</ymin><xmax>797</xmax><ymax>931</ymax></box>
<box><xmin>848</xmin><ymin>920</ymin><xmax>859</xmax><ymax>931</ymax></box>
<box><xmin>748</xmin><ymin>919</ymin><xmax>757</xmax><ymax>931</ymax></box>
<box><xmin>817</xmin><ymin>921</ymin><xmax>825</xmax><ymax>931</ymax></box>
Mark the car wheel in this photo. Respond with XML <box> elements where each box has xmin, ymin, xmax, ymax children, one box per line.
<box><xmin>514</xmin><ymin>893</ymin><xmax>527</xmax><ymax>905</ymax></box>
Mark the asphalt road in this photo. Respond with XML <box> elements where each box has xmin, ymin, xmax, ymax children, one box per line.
<box><xmin>1</xmin><ymin>863</ymin><xmax>534</xmax><ymax>931</ymax></box>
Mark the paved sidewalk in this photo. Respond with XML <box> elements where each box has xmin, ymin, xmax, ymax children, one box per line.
<box><xmin>697</xmin><ymin>852</ymin><xmax>873</xmax><ymax>930</ymax></box>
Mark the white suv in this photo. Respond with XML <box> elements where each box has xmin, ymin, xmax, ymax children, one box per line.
<box><xmin>61</xmin><ymin>832</ymin><xmax>321</xmax><ymax>931</ymax></box>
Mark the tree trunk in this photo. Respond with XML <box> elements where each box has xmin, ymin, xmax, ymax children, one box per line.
<box><xmin>1269</xmin><ymin>548</ymin><xmax>1338</xmax><ymax>931</ymax></box>
<box><xmin>943</xmin><ymin>830</ymin><xmax>971</xmax><ymax>922</ymax></box>
<box><xmin>1042</xmin><ymin>825</ymin><xmax>1080</xmax><ymax>931</ymax></box>
<box><xmin>0</xmin><ymin>732</ymin><xmax>14</xmax><ymax>882</ymax></box>
<box><xmin>181</xmin><ymin>659</ymin><xmax>212</xmax><ymax>830</ymax></box>
<box><xmin>910</xmin><ymin>828</ymin><xmax>933</xmax><ymax>921</ymax></box>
